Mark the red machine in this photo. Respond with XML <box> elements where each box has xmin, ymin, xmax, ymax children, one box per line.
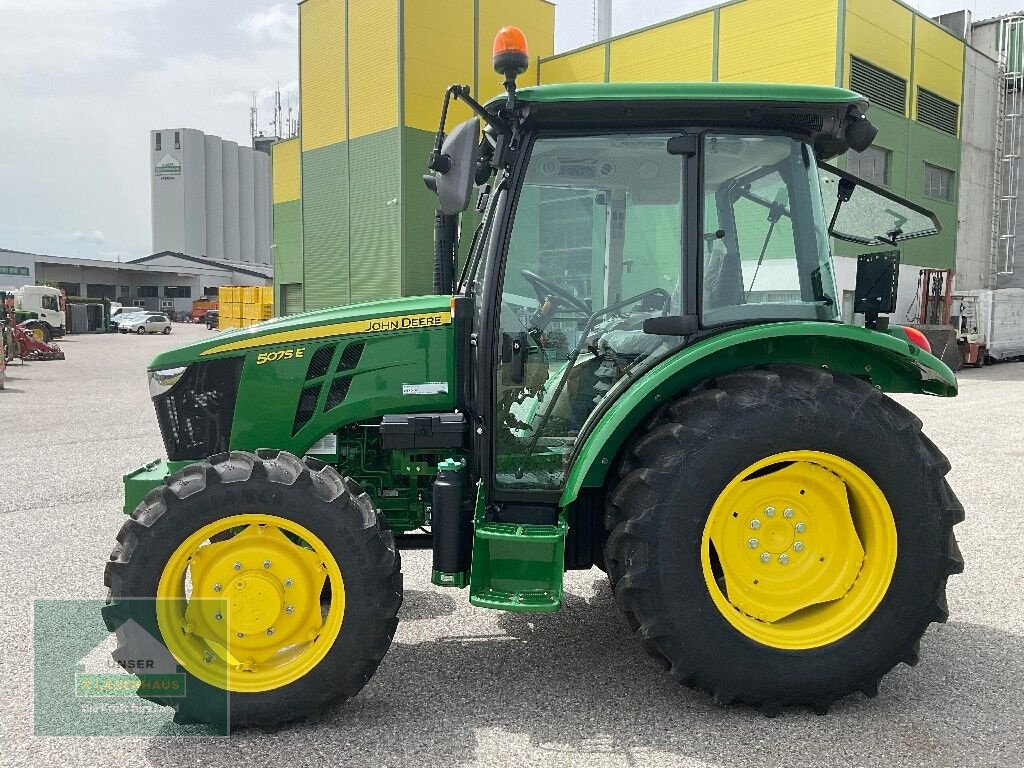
<box><xmin>914</xmin><ymin>268</ymin><xmax>985</xmax><ymax>369</ymax></box>
<box><xmin>1</xmin><ymin>291</ymin><xmax>64</xmax><ymax>361</ymax></box>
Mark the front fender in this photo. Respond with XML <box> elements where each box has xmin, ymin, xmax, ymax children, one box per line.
<box><xmin>560</xmin><ymin>321</ymin><xmax>956</xmax><ymax>506</ymax></box>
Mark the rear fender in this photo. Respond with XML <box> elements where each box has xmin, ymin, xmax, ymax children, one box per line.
<box><xmin>559</xmin><ymin>321</ymin><xmax>956</xmax><ymax>506</ymax></box>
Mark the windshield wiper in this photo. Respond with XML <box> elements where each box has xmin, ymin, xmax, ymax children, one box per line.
<box><xmin>747</xmin><ymin>193</ymin><xmax>788</xmax><ymax>294</ymax></box>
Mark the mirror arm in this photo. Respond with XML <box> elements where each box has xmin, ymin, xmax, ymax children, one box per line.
<box><xmin>452</xmin><ymin>86</ymin><xmax>511</xmax><ymax>136</ymax></box>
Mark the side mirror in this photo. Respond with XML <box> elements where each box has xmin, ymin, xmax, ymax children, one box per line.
<box><xmin>424</xmin><ymin>117</ymin><xmax>480</xmax><ymax>215</ymax></box>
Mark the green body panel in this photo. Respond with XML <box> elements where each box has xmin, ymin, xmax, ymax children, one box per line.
<box><xmin>559</xmin><ymin>321</ymin><xmax>957</xmax><ymax>506</ymax></box>
<box><xmin>149</xmin><ymin>294</ymin><xmax>452</xmax><ymax>369</ymax></box>
<box><xmin>489</xmin><ymin>82</ymin><xmax>868</xmax><ymax>108</ymax></box>
<box><xmin>123</xmin><ymin>459</ymin><xmax>190</xmax><ymax>515</ymax></box>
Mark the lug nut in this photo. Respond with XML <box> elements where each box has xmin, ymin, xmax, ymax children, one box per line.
<box><xmin>779</xmin><ymin>554</ymin><xmax>790</xmax><ymax>565</ymax></box>
<box><xmin>750</xmin><ymin>520</ymin><xmax>761</xmax><ymax>530</ymax></box>
<box><xmin>204</xmin><ymin>651</ymin><xmax>214</xmax><ymax>664</ymax></box>
<box><xmin>263</xmin><ymin>560</ymin><xmax>272</xmax><ymax>569</ymax></box>
<box><xmin>795</xmin><ymin>522</ymin><xmax>806</xmax><ymax>533</ymax></box>
<box><xmin>747</xmin><ymin>539</ymin><xmax>759</xmax><ymax>549</ymax></box>
<box><xmin>233</xmin><ymin>562</ymin><xmax>242</xmax><ymax>571</ymax></box>
<box><xmin>285</xmin><ymin>605</ymin><xmax>295</xmax><ymax>615</ymax></box>
<box><xmin>760</xmin><ymin>552</ymin><xmax>771</xmax><ymax>563</ymax></box>
<box><xmin>214</xmin><ymin>612</ymin><xmax>223</xmax><ymax>621</ymax></box>
<box><xmin>266</xmin><ymin>627</ymin><xmax>275</xmax><ymax>636</ymax></box>
<box><xmin>284</xmin><ymin>579</ymin><xmax>294</xmax><ymax>588</ymax></box>
<box><xmin>764</xmin><ymin>506</ymin><xmax>776</xmax><ymax>517</ymax></box>
<box><xmin>236</xmin><ymin>632</ymin><xmax>244</xmax><ymax>638</ymax></box>
<box><xmin>793</xmin><ymin>542</ymin><xmax>805</xmax><ymax>552</ymax></box>
<box><xmin>212</xmin><ymin>583</ymin><xmax>222</xmax><ymax>592</ymax></box>
<box><xmin>783</xmin><ymin>508</ymin><xmax>794</xmax><ymax>519</ymax></box>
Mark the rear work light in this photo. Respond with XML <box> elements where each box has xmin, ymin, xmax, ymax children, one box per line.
<box><xmin>899</xmin><ymin>325</ymin><xmax>932</xmax><ymax>354</ymax></box>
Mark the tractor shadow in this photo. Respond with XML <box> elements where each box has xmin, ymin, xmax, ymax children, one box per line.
<box><xmin>147</xmin><ymin>582</ymin><xmax>1023</xmax><ymax>767</ymax></box>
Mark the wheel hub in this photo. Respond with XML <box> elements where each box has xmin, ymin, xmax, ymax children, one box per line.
<box><xmin>227</xmin><ymin>573</ymin><xmax>283</xmax><ymax>634</ymax></box>
<box><xmin>157</xmin><ymin>515</ymin><xmax>344</xmax><ymax>692</ymax></box>
<box><xmin>709</xmin><ymin>459</ymin><xmax>866</xmax><ymax>623</ymax></box>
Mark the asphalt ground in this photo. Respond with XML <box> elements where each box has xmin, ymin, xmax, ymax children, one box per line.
<box><xmin>0</xmin><ymin>323</ymin><xmax>1021</xmax><ymax>767</ymax></box>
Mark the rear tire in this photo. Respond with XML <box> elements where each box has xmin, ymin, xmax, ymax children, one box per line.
<box><xmin>136</xmin><ymin>326</ymin><xmax>145</xmax><ymax>334</ymax></box>
<box><xmin>605</xmin><ymin>366</ymin><xmax>963</xmax><ymax>713</ymax></box>
<box><xmin>162</xmin><ymin>326</ymin><xmax>171</xmax><ymax>334</ymax></box>
<box><xmin>103</xmin><ymin>450</ymin><xmax>402</xmax><ymax>728</ymax></box>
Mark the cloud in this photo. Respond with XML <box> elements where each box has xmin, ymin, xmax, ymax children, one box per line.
<box><xmin>57</xmin><ymin>230</ymin><xmax>107</xmax><ymax>245</ymax></box>
<box><xmin>238</xmin><ymin>3</ymin><xmax>297</xmax><ymax>43</ymax></box>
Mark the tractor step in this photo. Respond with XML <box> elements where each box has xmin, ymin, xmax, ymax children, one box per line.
<box><xmin>468</xmin><ymin>518</ymin><xmax>567</xmax><ymax>612</ymax></box>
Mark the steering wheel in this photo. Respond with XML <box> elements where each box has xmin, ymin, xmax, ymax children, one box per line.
<box><xmin>521</xmin><ymin>269</ymin><xmax>592</xmax><ymax>316</ymax></box>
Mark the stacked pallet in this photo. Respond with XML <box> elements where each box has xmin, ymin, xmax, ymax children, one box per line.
<box><xmin>218</xmin><ymin>285</ymin><xmax>273</xmax><ymax>329</ymax></box>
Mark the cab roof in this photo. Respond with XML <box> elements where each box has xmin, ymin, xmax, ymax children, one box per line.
<box><xmin>504</xmin><ymin>82</ymin><xmax>868</xmax><ymax>108</ymax></box>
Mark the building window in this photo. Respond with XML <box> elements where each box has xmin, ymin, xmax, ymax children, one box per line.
<box><xmin>924</xmin><ymin>164</ymin><xmax>954</xmax><ymax>201</ymax></box>
<box><xmin>174</xmin><ymin>131</ymin><xmax>181</xmax><ymax>150</ymax></box>
<box><xmin>847</xmin><ymin>145</ymin><xmax>891</xmax><ymax>187</ymax></box>
<box><xmin>120</xmin><ymin>285</ymin><xmax>130</xmax><ymax>295</ymax></box>
<box><xmin>137</xmin><ymin>285</ymin><xmax>158</xmax><ymax>298</ymax></box>
<box><xmin>155</xmin><ymin>132</ymin><xmax>161</xmax><ymax>151</ymax></box>
<box><xmin>163</xmin><ymin>285</ymin><xmax>192</xmax><ymax>298</ymax></box>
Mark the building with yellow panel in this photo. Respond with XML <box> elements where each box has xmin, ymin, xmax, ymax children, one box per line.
<box><xmin>538</xmin><ymin>0</ymin><xmax>970</xmax><ymax>301</ymax></box>
<box><xmin>276</xmin><ymin>0</ymin><xmax>995</xmax><ymax>315</ymax></box>
<box><xmin>274</xmin><ymin>0</ymin><xmax>553</xmax><ymax>312</ymax></box>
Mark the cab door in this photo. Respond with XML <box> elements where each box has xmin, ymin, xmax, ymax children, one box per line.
<box><xmin>488</xmin><ymin>132</ymin><xmax>689</xmax><ymax>494</ymax></box>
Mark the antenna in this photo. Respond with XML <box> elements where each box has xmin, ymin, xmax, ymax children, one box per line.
<box><xmin>249</xmin><ymin>91</ymin><xmax>258</xmax><ymax>142</ymax></box>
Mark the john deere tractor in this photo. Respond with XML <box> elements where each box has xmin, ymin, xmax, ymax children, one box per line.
<box><xmin>104</xmin><ymin>27</ymin><xmax>963</xmax><ymax>727</ymax></box>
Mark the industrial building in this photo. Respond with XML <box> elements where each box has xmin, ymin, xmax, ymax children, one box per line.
<box><xmin>0</xmin><ymin>248</ymin><xmax>271</xmax><ymax>315</ymax></box>
<box><xmin>151</xmin><ymin>128</ymin><xmax>272</xmax><ymax>265</ymax></box>
<box><xmin>272</xmin><ymin>0</ymin><xmax>555</xmax><ymax>313</ymax></box>
<box><xmin>272</xmin><ymin>0</ymin><xmax>1019</xmax><ymax>323</ymax></box>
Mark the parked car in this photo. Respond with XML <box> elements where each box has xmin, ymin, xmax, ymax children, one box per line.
<box><xmin>204</xmin><ymin>310</ymin><xmax>219</xmax><ymax>330</ymax></box>
<box><xmin>120</xmin><ymin>313</ymin><xmax>171</xmax><ymax>335</ymax></box>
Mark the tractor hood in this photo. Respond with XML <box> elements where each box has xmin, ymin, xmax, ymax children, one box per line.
<box><xmin>148</xmin><ymin>294</ymin><xmax>453</xmax><ymax>371</ymax></box>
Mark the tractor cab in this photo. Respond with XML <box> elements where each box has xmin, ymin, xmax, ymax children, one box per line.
<box><xmin>425</xmin><ymin>32</ymin><xmax>942</xmax><ymax>498</ymax></box>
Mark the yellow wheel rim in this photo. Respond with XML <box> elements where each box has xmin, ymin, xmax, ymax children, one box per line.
<box><xmin>701</xmin><ymin>451</ymin><xmax>896</xmax><ymax>650</ymax></box>
<box><xmin>29</xmin><ymin>328</ymin><xmax>45</xmax><ymax>342</ymax></box>
<box><xmin>156</xmin><ymin>514</ymin><xmax>345</xmax><ymax>693</ymax></box>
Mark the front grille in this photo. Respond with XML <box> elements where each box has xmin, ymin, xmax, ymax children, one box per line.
<box><xmin>325</xmin><ymin>376</ymin><xmax>352</xmax><ymax>410</ymax></box>
<box><xmin>293</xmin><ymin>385</ymin><xmax>320</xmax><ymax>435</ymax></box>
<box><xmin>305</xmin><ymin>344</ymin><xmax>336</xmax><ymax>380</ymax></box>
<box><xmin>154</xmin><ymin>358</ymin><xmax>243</xmax><ymax>461</ymax></box>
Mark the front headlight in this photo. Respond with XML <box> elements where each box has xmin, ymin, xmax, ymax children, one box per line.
<box><xmin>148</xmin><ymin>366</ymin><xmax>188</xmax><ymax>398</ymax></box>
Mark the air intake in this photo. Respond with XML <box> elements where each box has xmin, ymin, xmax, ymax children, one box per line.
<box><xmin>850</xmin><ymin>56</ymin><xmax>907</xmax><ymax>115</ymax></box>
<box><xmin>916</xmin><ymin>88</ymin><xmax>959</xmax><ymax>135</ymax></box>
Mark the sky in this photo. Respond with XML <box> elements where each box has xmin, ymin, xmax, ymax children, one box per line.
<box><xmin>2</xmin><ymin>0</ymin><xmax>1023</xmax><ymax>262</ymax></box>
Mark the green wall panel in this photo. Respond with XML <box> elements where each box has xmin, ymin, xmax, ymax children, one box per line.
<box><xmin>834</xmin><ymin>107</ymin><xmax>959</xmax><ymax>269</ymax></box>
<box><xmin>401</xmin><ymin>126</ymin><xmax>440</xmax><ymax>297</ymax></box>
<box><xmin>273</xmin><ymin>199</ymin><xmax>304</xmax><ymax>313</ymax></box>
<box><xmin>349</xmin><ymin>129</ymin><xmax>403</xmax><ymax>302</ymax></box>
<box><xmin>302</xmin><ymin>142</ymin><xmax>350</xmax><ymax>310</ymax></box>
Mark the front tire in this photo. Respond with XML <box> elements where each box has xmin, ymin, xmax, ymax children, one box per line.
<box><xmin>605</xmin><ymin>366</ymin><xmax>963</xmax><ymax>713</ymax></box>
<box><xmin>136</xmin><ymin>326</ymin><xmax>145</xmax><ymax>335</ymax></box>
<box><xmin>103</xmin><ymin>450</ymin><xmax>402</xmax><ymax>727</ymax></box>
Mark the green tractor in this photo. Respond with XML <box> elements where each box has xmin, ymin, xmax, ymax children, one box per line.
<box><xmin>104</xmin><ymin>27</ymin><xmax>963</xmax><ymax>727</ymax></box>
